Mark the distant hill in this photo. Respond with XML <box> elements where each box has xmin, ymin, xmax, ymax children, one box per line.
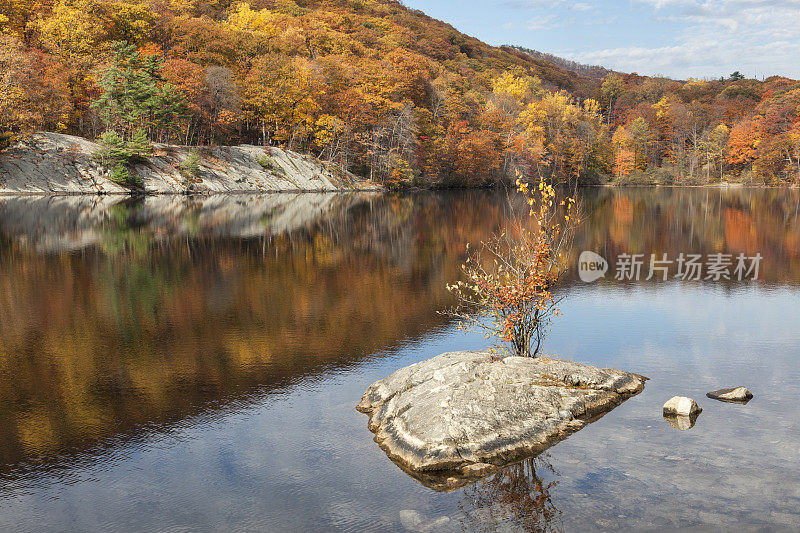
<box><xmin>506</xmin><ymin>46</ymin><xmax>620</xmax><ymax>80</ymax></box>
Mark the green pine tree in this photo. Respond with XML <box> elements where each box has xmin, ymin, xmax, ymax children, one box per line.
<box><xmin>92</xmin><ymin>41</ymin><xmax>187</xmax><ymax>186</ymax></box>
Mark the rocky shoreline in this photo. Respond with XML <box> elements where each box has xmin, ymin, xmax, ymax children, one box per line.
<box><xmin>0</xmin><ymin>133</ymin><xmax>378</xmax><ymax>195</ymax></box>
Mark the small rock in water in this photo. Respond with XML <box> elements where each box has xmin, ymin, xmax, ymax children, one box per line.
<box><xmin>662</xmin><ymin>396</ymin><xmax>702</xmax><ymax>416</ymax></box>
<box><xmin>706</xmin><ymin>386</ymin><xmax>753</xmax><ymax>403</ymax></box>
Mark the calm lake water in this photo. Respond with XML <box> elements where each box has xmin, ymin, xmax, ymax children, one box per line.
<box><xmin>0</xmin><ymin>188</ymin><xmax>799</xmax><ymax>531</ymax></box>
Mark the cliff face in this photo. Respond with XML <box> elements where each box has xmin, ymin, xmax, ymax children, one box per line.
<box><xmin>0</xmin><ymin>133</ymin><xmax>377</xmax><ymax>195</ymax></box>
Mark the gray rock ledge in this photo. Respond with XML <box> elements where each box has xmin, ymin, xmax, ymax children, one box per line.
<box><xmin>0</xmin><ymin>132</ymin><xmax>377</xmax><ymax>194</ymax></box>
<box><xmin>357</xmin><ymin>351</ymin><xmax>646</xmax><ymax>489</ymax></box>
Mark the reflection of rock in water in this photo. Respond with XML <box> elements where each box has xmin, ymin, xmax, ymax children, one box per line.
<box><xmin>0</xmin><ymin>195</ymin><xmax>121</xmax><ymax>252</ymax></box>
<box><xmin>663</xmin><ymin>412</ymin><xmax>700</xmax><ymax>430</ymax></box>
<box><xmin>459</xmin><ymin>457</ymin><xmax>562</xmax><ymax>533</ymax></box>
<box><xmin>0</xmin><ymin>193</ymin><xmax>375</xmax><ymax>252</ymax></box>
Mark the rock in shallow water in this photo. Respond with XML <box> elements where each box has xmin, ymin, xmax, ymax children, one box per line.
<box><xmin>662</xmin><ymin>396</ymin><xmax>702</xmax><ymax>416</ymax></box>
<box><xmin>706</xmin><ymin>386</ymin><xmax>753</xmax><ymax>403</ymax></box>
<box><xmin>357</xmin><ymin>351</ymin><xmax>646</xmax><ymax>488</ymax></box>
<box><xmin>398</xmin><ymin>510</ymin><xmax>453</xmax><ymax>532</ymax></box>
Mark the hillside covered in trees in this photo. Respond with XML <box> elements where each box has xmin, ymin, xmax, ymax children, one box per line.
<box><xmin>1</xmin><ymin>0</ymin><xmax>799</xmax><ymax>187</ymax></box>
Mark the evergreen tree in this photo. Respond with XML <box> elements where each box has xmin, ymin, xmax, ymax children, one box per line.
<box><xmin>93</xmin><ymin>41</ymin><xmax>186</xmax><ymax>140</ymax></box>
<box><xmin>92</xmin><ymin>41</ymin><xmax>187</xmax><ymax>186</ymax></box>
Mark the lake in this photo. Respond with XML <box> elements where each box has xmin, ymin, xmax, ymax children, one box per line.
<box><xmin>0</xmin><ymin>188</ymin><xmax>798</xmax><ymax>531</ymax></box>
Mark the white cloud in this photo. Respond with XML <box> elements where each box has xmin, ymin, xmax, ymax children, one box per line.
<box><xmin>526</xmin><ymin>15</ymin><xmax>557</xmax><ymax>30</ymax></box>
<box><xmin>634</xmin><ymin>0</ymin><xmax>691</xmax><ymax>8</ymax></box>
<box><xmin>563</xmin><ymin>0</ymin><xmax>800</xmax><ymax>77</ymax></box>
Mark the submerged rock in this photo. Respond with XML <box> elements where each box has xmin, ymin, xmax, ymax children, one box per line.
<box><xmin>398</xmin><ymin>510</ymin><xmax>454</xmax><ymax>532</ymax></box>
<box><xmin>706</xmin><ymin>386</ymin><xmax>753</xmax><ymax>403</ymax></box>
<box><xmin>357</xmin><ymin>351</ymin><xmax>646</xmax><ymax>489</ymax></box>
<box><xmin>662</xmin><ymin>396</ymin><xmax>702</xmax><ymax>416</ymax></box>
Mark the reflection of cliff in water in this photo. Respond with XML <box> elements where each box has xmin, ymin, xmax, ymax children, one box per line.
<box><xmin>0</xmin><ymin>193</ymin><xmax>370</xmax><ymax>252</ymax></box>
<box><xmin>0</xmin><ymin>192</ymin><xmax>512</xmax><ymax>478</ymax></box>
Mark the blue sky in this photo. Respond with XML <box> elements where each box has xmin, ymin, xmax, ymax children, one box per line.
<box><xmin>402</xmin><ymin>0</ymin><xmax>800</xmax><ymax>80</ymax></box>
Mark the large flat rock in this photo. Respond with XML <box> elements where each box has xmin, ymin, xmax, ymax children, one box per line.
<box><xmin>357</xmin><ymin>351</ymin><xmax>645</xmax><ymax>489</ymax></box>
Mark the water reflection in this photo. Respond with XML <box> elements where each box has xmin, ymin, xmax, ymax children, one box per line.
<box><xmin>0</xmin><ymin>188</ymin><xmax>799</xmax><ymax>530</ymax></box>
<box><xmin>0</xmin><ymin>192</ymin><xmax>512</xmax><ymax>477</ymax></box>
<box><xmin>1</xmin><ymin>188</ymin><xmax>799</xmax><ymax>476</ymax></box>
<box><xmin>568</xmin><ymin>187</ymin><xmax>800</xmax><ymax>286</ymax></box>
<box><xmin>0</xmin><ymin>193</ymin><xmax>357</xmax><ymax>252</ymax></box>
<box><xmin>459</xmin><ymin>457</ymin><xmax>561</xmax><ymax>532</ymax></box>
<box><xmin>663</xmin><ymin>413</ymin><xmax>700</xmax><ymax>430</ymax></box>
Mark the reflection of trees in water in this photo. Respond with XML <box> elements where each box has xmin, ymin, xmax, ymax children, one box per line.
<box><xmin>559</xmin><ymin>187</ymin><xmax>800</xmax><ymax>285</ymax></box>
<box><xmin>459</xmin><ymin>457</ymin><xmax>562</xmax><ymax>532</ymax></box>
<box><xmin>1</xmin><ymin>188</ymin><xmax>799</xmax><ymax>483</ymax></box>
<box><xmin>0</xmin><ymin>191</ymin><xmax>510</xmax><ymax>475</ymax></box>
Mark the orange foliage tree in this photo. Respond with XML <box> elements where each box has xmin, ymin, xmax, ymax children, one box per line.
<box><xmin>727</xmin><ymin>118</ymin><xmax>761</xmax><ymax>167</ymax></box>
<box><xmin>443</xmin><ymin>175</ymin><xmax>578</xmax><ymax>357</ymax></box>
<box><xmin>614</xmin><ymin>149</ymin><xmax>636</xmax><ymax>177</ymax></box>
<box><xmin>0</xmin><ymin>35</ymin><xmax>71</xmax><ymax>145</ymax></box>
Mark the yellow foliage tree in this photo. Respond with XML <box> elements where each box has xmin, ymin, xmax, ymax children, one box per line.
<box><xmin>520</xmin><ymin>90</ymin><xmax>595</xmax><ymax>184</ymax></box>
<box><xmin>35</xmin><ymin>0</ymin><xmax>155</xmax><ymax>58</ymax></box>
<box><xmin>241</xmin><ymin>55</ymin><xmax>320</xmax><ymax>149</ymax></box>
<box><xmin>224</xmin><ymin>2</ymin><xmax>282</xmax><ymax>56</ymax></box>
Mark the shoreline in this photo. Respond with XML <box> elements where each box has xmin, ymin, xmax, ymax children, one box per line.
<box><xmin>3</xmin><ymin>133</ymin><xmax>799</xmax><ymax>196</ymax></box>
<box><xmin>0</xmin><ymin>188</ymin><xmax>381</xmax><ymax>197</ymax></box>
<box><xmin>3</xmin><ymin>183</ymin><xmax>797</xmax><ymax>197</ymax></box>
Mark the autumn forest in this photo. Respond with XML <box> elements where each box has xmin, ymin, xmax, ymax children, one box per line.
<box><xmin>2</xmin><ymin>0</ymin><xmax>800</xmax><ymax>187</ymax></box>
